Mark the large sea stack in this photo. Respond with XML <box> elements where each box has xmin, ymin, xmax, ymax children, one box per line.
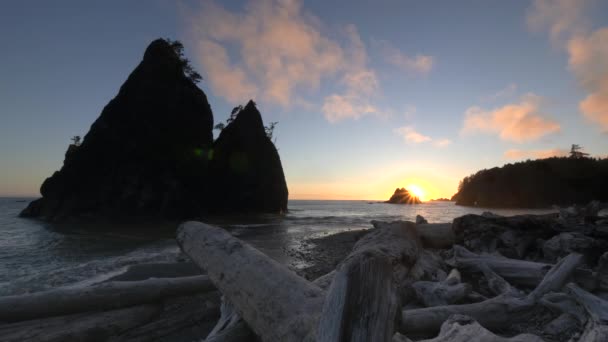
<box><xmin>210</xmin><ymin>101</ymin><xmax>288</xmax><ymax>213</ymax></box>
<box><xmin>20</xmin><ymin>39</ymin><xmax>288</xmax><ymax>221</ymax></box>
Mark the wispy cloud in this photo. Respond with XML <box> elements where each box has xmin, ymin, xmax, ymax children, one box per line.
<box><xmin>462</xmin><ymin>94</ymin><xmax>560</xmax><ymax>142</ymax></box>
<box><xmin>504</xmin><ymin>148</ymin><xmax>569</xmax><ymax>160</ymax></box>
<box><xmin>433</xmin><ymin>139</ymin><xmax>452</xmax><ymax>147</ymax></box>
<box><xmin>322</xmin><ymin>25</ymin><xmax>383</xmax><ymax>122</ymax></box>
<box><xmin>482</xmin><ymin>83</ymin><xmax>518</xmax><ymax>102</ymax></box>
<box><xmin>394</xmin><ymin>126</ymin><xmax>451</xmax><ymax>147</ymax></box>
<box><xmin>375</xmin><ymin>39</ymin><xmax>434</xmax><ymax>74</ymax></box>
<box><xmin>527</xmin><ymin>0</ymin><xmax>608</xmax><ymax>131</ymax></box>
<box><xmin>186</xmin><ymin>0</ymin><xmax>343</xmax><ymax>107</ymax></box>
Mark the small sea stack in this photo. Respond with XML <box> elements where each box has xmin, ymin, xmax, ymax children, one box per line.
<box><xmin>385</xmin><ymin>188</ymin><xmax>422</xmax><ymax>204</ymax></box>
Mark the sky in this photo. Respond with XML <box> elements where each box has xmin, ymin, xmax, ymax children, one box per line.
<box><xmin>1</xmin><ymin>0</ymin><xmax>607</xmax><ymax>200</ymax></box>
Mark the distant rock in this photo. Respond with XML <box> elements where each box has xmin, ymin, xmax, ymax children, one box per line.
<box><xmin>430</xmin><ymin>198</ymin><xmax>451</xmax><ymax>202</ymax></box>
<box><xmin>21</xmin><ymin>39</ymin><xmax>287</xmax><ymax>222</ymax></box>
<box><xmin>415</xmin><ymin>215</ymin><xmax>428</xmax><ymax>224</ymax></box>
<box><xmin>385</xmin><ymin>188</ymin><xmax>421</xmax><ymax>204</ymax></box>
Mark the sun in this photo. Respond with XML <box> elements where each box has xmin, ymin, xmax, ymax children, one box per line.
<box><xmin>407</xmin><ymin>184</ymin><xmax>425</xmax><ymax>201</ymax></box>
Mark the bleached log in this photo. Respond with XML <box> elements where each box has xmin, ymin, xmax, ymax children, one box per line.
<box><xmin>401</xmin><ymin>253</ymin><xmax>583</xmax><ymax>335</ymax></box>
<box><xmin>116</xmin><ymin>291</ymin><xmax>222</xmax><ymax>342</ymax></box>
<box><xmin>416</xmin><ymin>315</ymin><xmax>543</xmax><ymax>342</ymax></box>
<box><xmin>412</xmin><ymin>270</ymin><xmax>471</xmax><ymax>307</ymax></box>
<box><xmin>318</xmin><ymin>220</ymin><xmax>422</xmax><ymax>341</ymax></box>
<box><xmin>317</xmin><ymin>250</ymin><xmax>399</xmax><ymax>342</ymax></box>
<box><xmin>377</xmin><ymin>220</ymin><xmax>454</xmax><ymax>249</ymax></box>
<box><xmin>0</xmin><ymin>304</ymin><xmax>159</xmax><ymax>342</ymax></box>
<box><xmin>312</xmin><ymin>270</ymin><xmax>335</xmax><ymax>290</ymax></box>
<box><xmin>0</xmin><ymin>275</ymin><xmax>213</xmax><ymax>322</ymax></box>
<box><xmin>416</xmin><ymin>223</ymin><xmax>455</xmax><ymax>249</ymax></box>
<box><xmin>177</xmin><ymin>221</ymin><xmax>324</xmax><ymax>342</ymax></box>
<box><xmin>528</xmin><ymin>253</ymin><xmax>583</xmax><ymax>301</ymax></box>
<box><xmin>454</xmin><ymin>245</ymin><xmax>602</xmax><ymax>291</ymax></box>
<box><xmin>205</xmin><ymin>297</ymin><xmax>255</xmax><ymax>342</ymax></box>
<box><xmin>566</xmin><ymin>283</ymin><xmax>608</xmax><ymax>341</ymax></box>
<box><xmin>539</xmin><ymin>292</ymin><xmax>587</xmax><ymax>323</ymax></box>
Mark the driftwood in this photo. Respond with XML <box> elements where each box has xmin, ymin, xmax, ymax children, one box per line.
<box><xmin>0</xmin><ymin>304</ymin><xmax>159</xmax><ymax>342</ymax></box>
<box><xmin>317</xmin><ymin>220</ymin><xmax>427</xmax><ymax>342</ymax></box>
<box><xmin>0</xmin><ymin>275</ymin><xmax>214</xmax><ymax>322</ymax></box>
<box><xmin>415</xmin><ymin>223</ymin><xmax>454</xmax><ymax>249</ymax></box>
<box><xmin>416</xmin><ymin>315</ymin><xmax>543</xmax><ymax>342</ymax></box>
<box><xmin>566</xmin><ymin>283</ymin><xmax>608</xmax><ymax>341</ymax></box>
<box><xmin>317</xmin><ymin>250</ymin><xmax>399</xmax><ymax>342</ymax></box>
<box><xmin>113</xmin><ymin>291</ymin><xmax>222</xmax><ymax>342</ymax></box>
<box><xmin>412</xmin><ymin>269</ymin><xmax>471</xmax><ymax>307</ymax></box>
<box><xmin>401</xmin><ymin>253</ymin><xmax>583</xmax><ymax>335</ymax></box>
<box><xmin>204</xmin><ymin>297</ymin><xmax>255</xmax><ymax>342</ymax></box>
<box><xmin>373</xmin><ymin>221</ymin><xmax>454</xmax><ymax>249</ymax></box>
<box><xmin>453</xmin><ymin>245</ymin><xmax>603</xmax><ymax>291</ymax></box>
<box><xmin>177</xmin><ymin>221</ymin><xmax>324</xmax><ymax>342</ymax></box>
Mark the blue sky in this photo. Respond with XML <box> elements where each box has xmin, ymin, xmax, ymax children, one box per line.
<box><xmin>1</xmin><ymin>0</ymin><xmax>607</xmax><ymax>199</ymax></box>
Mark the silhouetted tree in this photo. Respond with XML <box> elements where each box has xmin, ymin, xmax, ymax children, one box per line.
<box><xmin>570</xmin><ymin>144</ymin><xmax>589</xmax><ymax>159</ymax></box>
<box><xmin>165</xmin><ymin>38</ymin><xmax>203</xmax><ymax>83</ymax></box>
<box><xmin>265</xmin><ymin>121</ymin><xmax>278</xmax><ymax>141</ymax></box>
<box><xmin>214</xmin><ymin>122</ymin><xmax>225</xmax><ymax>131</ymax></box>
<box><xmin>70</xmin><ymin>136</ymin><xmax>81</xmax><ymax>146</ymax></box>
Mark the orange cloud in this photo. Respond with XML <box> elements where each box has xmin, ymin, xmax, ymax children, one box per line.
<box><xmin>527</xmin><ymin>0</ymin><xmax>608</xmax><ymax>131</ymax></box>
<box><xmin>395</xmin><ymin>126</ymin><xmax>431</xmax><ymax>143</ymax></box>
<box><xmin>394</xmin><ymin>126</ymin><xmax>451</xmax><ymax>147</ymax></box>
<box><xmin>462</xmin><ymin>94</ymin><xmax>561</xmax><ymax>142</ymax></box>
<box><xmin>526</xmin><ymin>0</ymin><xmax>590</xmax><ymax>43</ymax></box>
<box><xmin>504</xmin><ymin>148</ymin><xmax>569</xmax><ymax>160</ymax></box>
<box><xmin>322</xmin><ymin>25</ymin><xmax>383</xmax><ymax>122</ymax></box>
<box><xmin>187</xmin><ymin>0</ymin><xmax>343</xmax><ymax>107</ymax></box>
<box><xmin>375</xmin><ymin>39</ymin><xmax>434</xmax><ymax>74</ymax></box>
<box><xmin>568</xmin><ymin>28</ymin><xmax>608</xmax><ymax>131</ymax></box>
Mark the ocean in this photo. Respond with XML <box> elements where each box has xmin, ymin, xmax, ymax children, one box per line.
<box><xmin>0</xmin><ymin>198</ymin><xmax>556</xmax><ymax>296</ymax></box>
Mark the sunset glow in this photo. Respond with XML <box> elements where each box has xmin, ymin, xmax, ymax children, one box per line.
<box><xmin>407</xmin><ymin>184</ymin><xmax>426</xmax><ymax>201</ymax></box>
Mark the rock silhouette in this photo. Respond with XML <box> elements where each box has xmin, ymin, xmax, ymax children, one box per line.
<box><xmin>21</xmin><ymin>39</ymin><xmax>287</xmax><ymax>222</ymax></box>
<box><xmin>385</xmin><ymin>188</ymin><xmax>421</xmax><ymax>204</ymax></box>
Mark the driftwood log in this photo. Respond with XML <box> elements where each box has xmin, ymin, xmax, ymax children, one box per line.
<box><xmin>416</xmin><ymin>315</ymin><xmax>544</xmax><ymax>342</ymax></box>
<box><xmin>317</xmin><ymin>221</ymin><xmax>422</xmax><ymax>341</ymax></box>
<box><xmin>0</xmin><ymin>275</ymin><xmax>213</xmax><ymax>323</ymax></box>
<box><xmin>453</xmin><ymin>245</ymin><xmax>604</xmax><ymax>291</ymax></box>
<box><xmin>0</xmin><ymin>304</ymin><xmax>159</xmax><ymax>342</ymax></box>
<box><xmin>401</xmin><ymin>253</ymin><xmax>583</xmax><ymax>335</ymax></box>
<box><xmin>177</xmin><ymin>221</ymin><xmax>324</xmax><ymax>342</ymax></box>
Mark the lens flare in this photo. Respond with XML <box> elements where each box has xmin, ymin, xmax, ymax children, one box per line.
<box><xmin>407</xmin><ymin>184</ymin><xmax>425</xmax><ymax>201</ymax></box>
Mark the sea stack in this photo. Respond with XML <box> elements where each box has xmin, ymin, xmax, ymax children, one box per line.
<box><xmin>385</xmin><ymin>188</ymin><xmax>422</xmax><ymax>204</ymax></box>
<box><xmin>20</xmin><ymin>39</ymin><xmax>288</xmax><ymax>221</ymax></box>
<box><xmin>210</xmin><ymin>101</ymin><xmax>288</xmax><ymax>213</ymax></box>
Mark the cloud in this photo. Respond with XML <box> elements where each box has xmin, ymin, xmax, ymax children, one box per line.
<box><xmin>375</xmin><ymin>40</ymin><xmax>434</xmax><ymax>74</ymax></box>
<box><xmin>483</xmin><ymin>83</ymin><xmax>518</xmax><ymax>102</ymax></box>
<box><xmin>394</xmin><ymin>126</ymin><xmax>450</xmax><ymax>147</ymax></box>
<box><xmin>527</xmin><ymin>0</ymin><xmax>608</xmax><ymax>131</ymax></box>
<box><xmin>187</xmin><ymin>0</ymin><xmax>343</xmax><ymax>107</ymax></box>
<box><xmin>322</xmin><ymin>25</ymin><xmax>384</xmax><ymax>122</ymax></box>
<box><xmin>462</xmin><ymin>94</ymin><xmax>561</xmax><ymax>142</ymax></box>
<box><xmin>504</xmin><ymin>148</ymin><xmax>569</xmax><ymax>160</ymax></box>
<box><xmin>395</xmin><ymin>126</ymin><xmax>431</xmax><ymax>143</ymax></box>
<box><xmin>568</xmin><ymin>28</ymin><xmax>608</xmax><ymax>131</ymax></box>
<box><xmin>526</xmin><ymin>0</ymin><xmax>590</xmax><ymax>43</ymax></box>
<box><xmin>433</xmin><ymin>139</ymin><xmax>452</xmax><ymax>147</ymax></box>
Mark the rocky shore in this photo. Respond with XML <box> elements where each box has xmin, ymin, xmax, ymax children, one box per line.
<box><xmin>2</xmin><ymin>202</ymin><xmax>607</xmax><ymax>341</ymax></box>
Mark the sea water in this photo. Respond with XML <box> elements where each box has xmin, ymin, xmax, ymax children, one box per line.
<box><xmin>0</xmin><ymin>198</ymin><xmax>556</xmax><ymax>296</ymax></box>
